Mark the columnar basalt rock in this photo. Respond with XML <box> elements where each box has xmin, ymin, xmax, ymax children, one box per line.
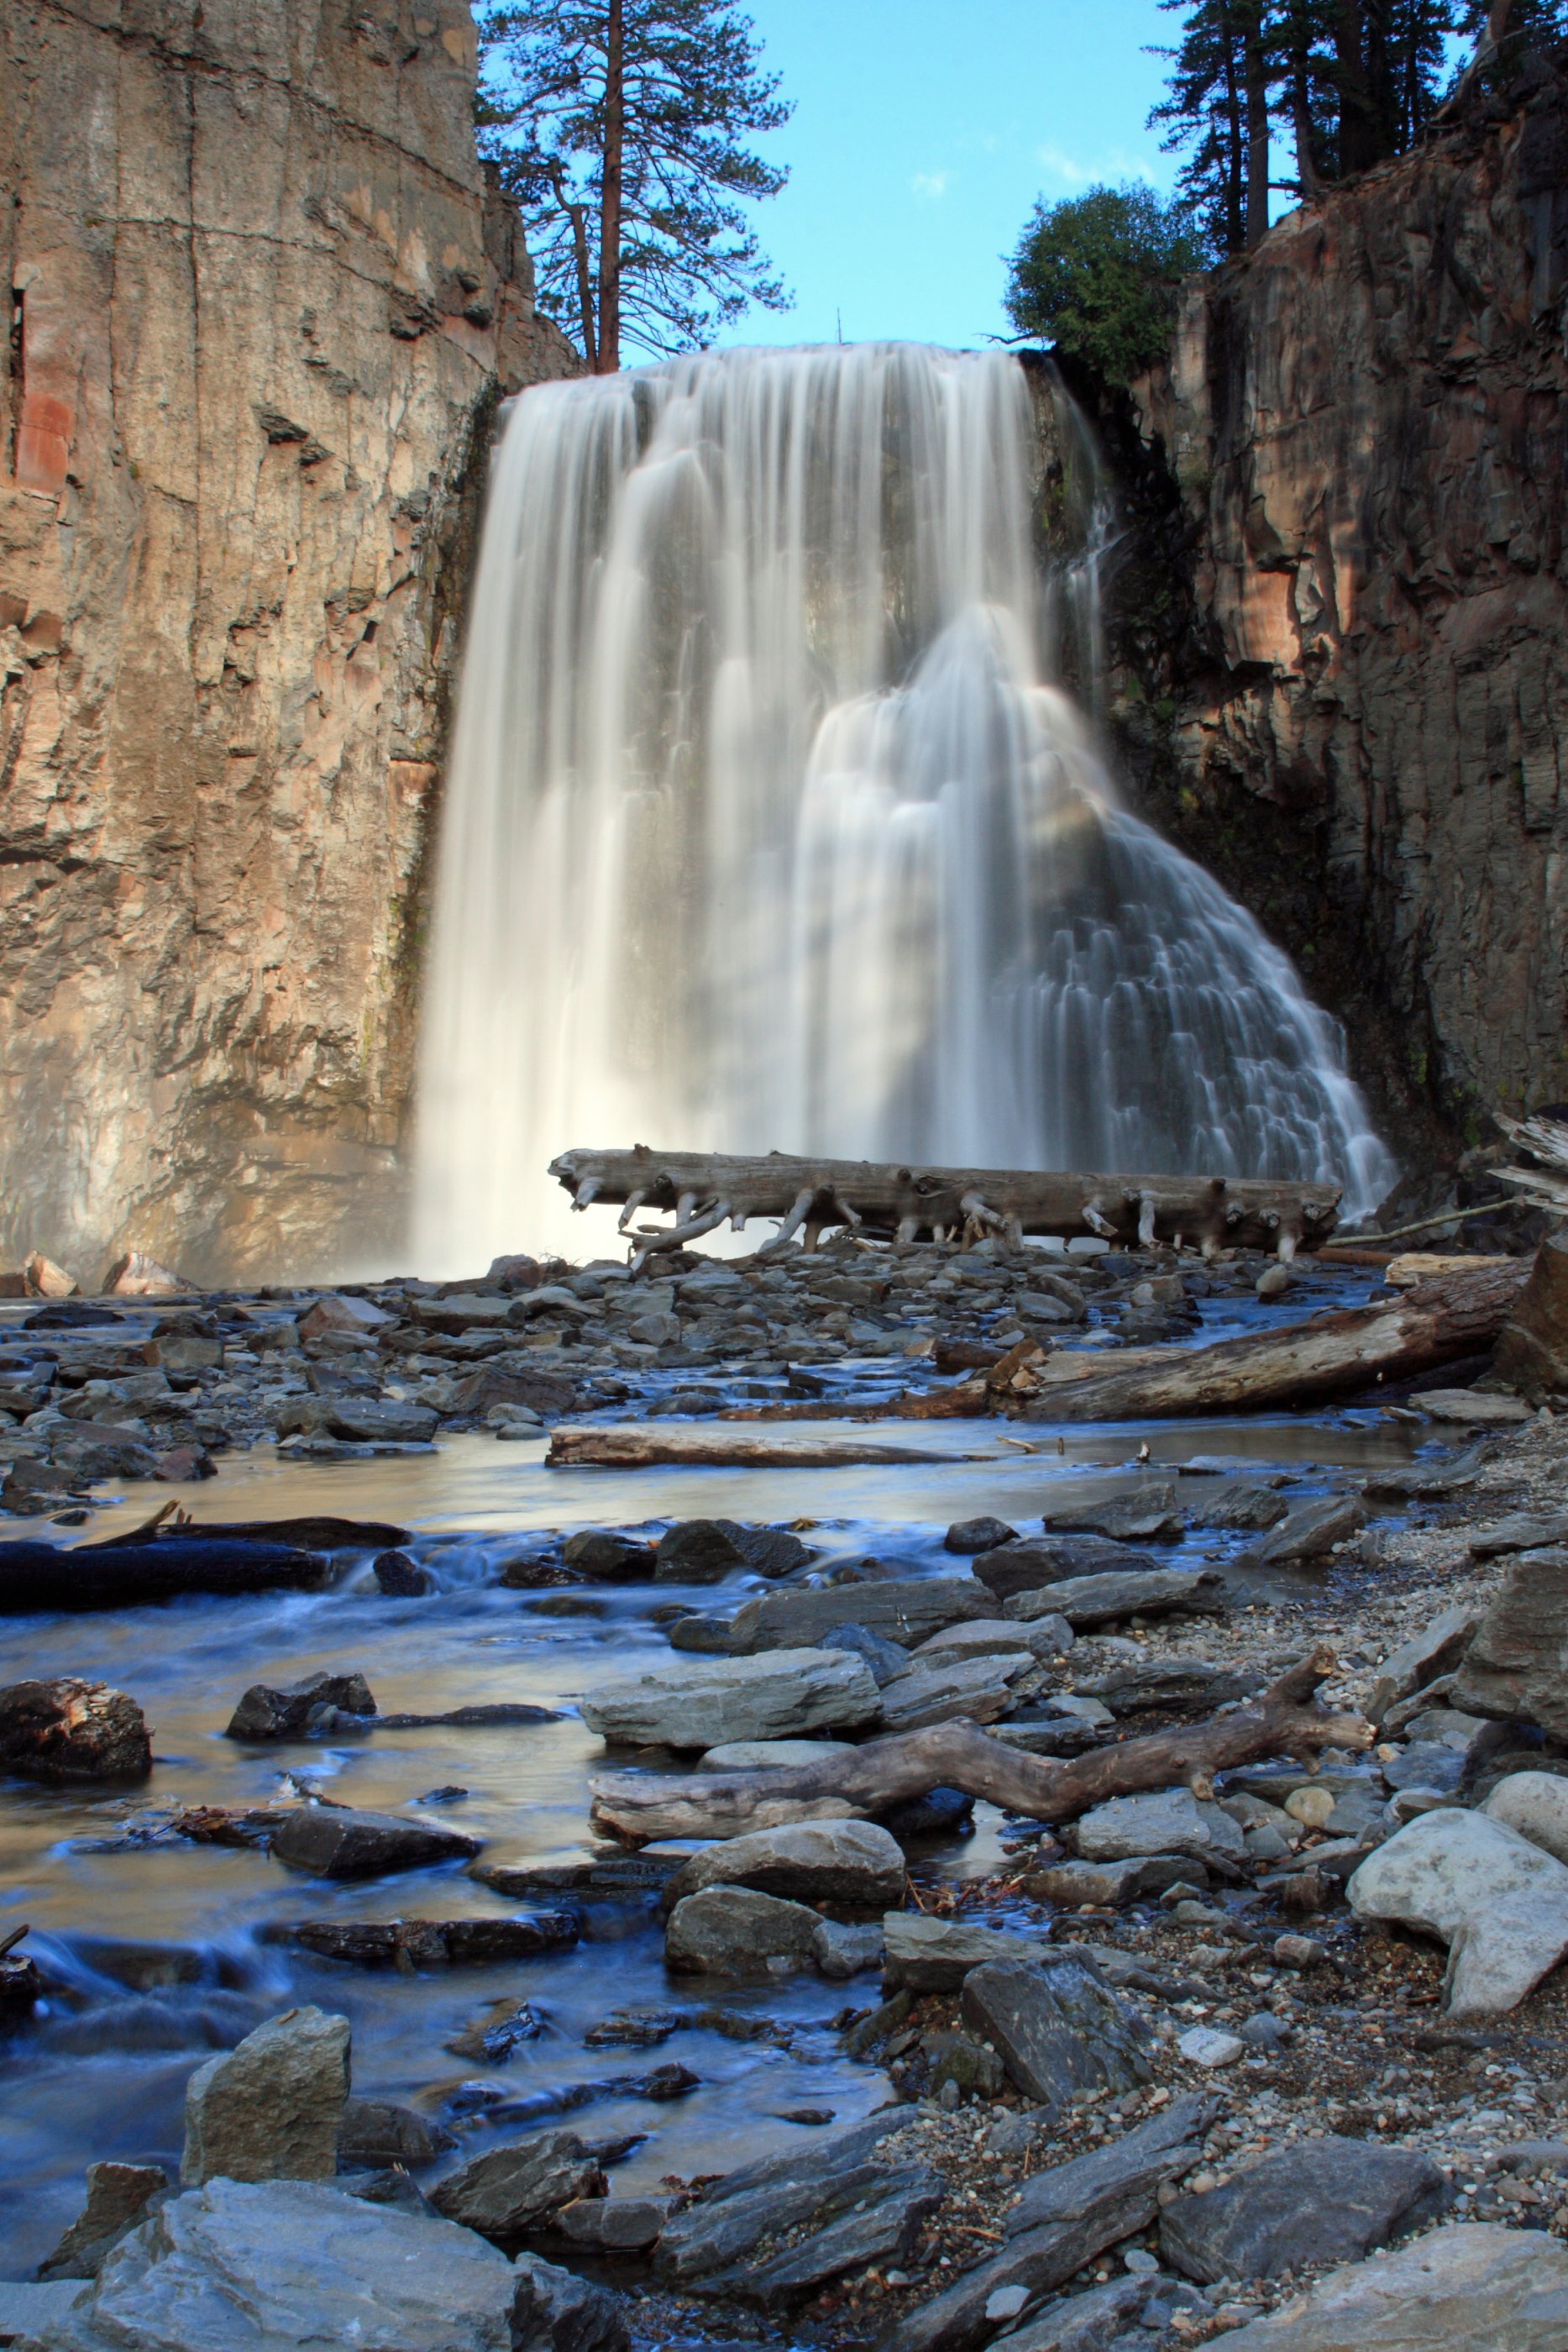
<box><xmin>0</xmin><ymin>0</ymin><xmax>579</xmax><ymax>1284</ymax></box>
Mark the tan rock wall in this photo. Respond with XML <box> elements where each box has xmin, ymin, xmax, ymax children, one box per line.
<box><xmin>0</xmin><ymin>0</ymin><xmax>577</xmax><ymax>1285</ymax></box>
<box><xmin>1116</xmin><ymin>81</ymin><xmax>1568</xmax><ymax>1155</ymax></box>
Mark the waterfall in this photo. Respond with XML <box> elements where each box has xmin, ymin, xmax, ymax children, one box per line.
<box><xmin>414</xmin><ymin>344</ymin><xmax>1391</xmax><ymax>1268</ymax></box>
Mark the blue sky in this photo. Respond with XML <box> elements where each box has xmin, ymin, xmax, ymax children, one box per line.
<box><xmin>728</xmin><ymin>0</ymin><xmax>1181</xmax><ymax>351</ymax></box>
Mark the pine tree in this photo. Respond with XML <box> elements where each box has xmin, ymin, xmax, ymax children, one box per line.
<box><xmin>477</xmin><ymin>0</ymin><xmax>792</xmax><ymax>372</ymax></box>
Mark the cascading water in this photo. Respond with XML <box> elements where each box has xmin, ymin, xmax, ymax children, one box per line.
<box><xmin>415</xmin><ymin>344</ymin><xmax>1391</xmax><ymax>1267</ymax></box>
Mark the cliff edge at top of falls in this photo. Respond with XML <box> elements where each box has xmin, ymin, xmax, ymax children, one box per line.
<box><xmin>1071</xmin><ymin>52</ymin><xmax>1568</xmax><ymax>1176</ymax></box>
<box><xmin>0</xmin><ymin>0</ymin><xmax>579</xmax><ymax>1287</ymax></box>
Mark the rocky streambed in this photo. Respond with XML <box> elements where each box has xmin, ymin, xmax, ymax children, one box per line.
<box><xmin>0</xmin><ymin>1234</ymin><xmax>1565</xmax><ymax>2350</ymax></box>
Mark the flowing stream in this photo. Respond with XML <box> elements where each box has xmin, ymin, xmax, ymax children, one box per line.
<box><xmin>415</xmin><ymin>343</ymin><xmax>1390</xmax><ymax>1271</ymax></box>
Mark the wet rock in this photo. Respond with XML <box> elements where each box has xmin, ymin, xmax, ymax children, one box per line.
<box><xmin>660</xmin><ymin>1819</ymin><xmax>906</xmax><ymax>1913</ymax></box>
<box><xmin>1076</xmin><ymin>1788</ymin><xmax>1247</xmax><ymax>1867</ymax></box>
<box><xmin>430</xmin><ymin>2131</ymin><xmax>605</xmax><ymax>2246</ymax></box>
<box><xmin>475</xmin><ymin>1855</ymin><xmax>679</xmax><ymax>1899</ymax></box>
<box><xmin>282</xmin><ymin>1914</ymin><xmax>579</xmax><ymax>1967</ymax></box>
<box><xmin>270</xmin><ymin>1807</ymin><xmax>484</xmax><ymax>1879</ymax></box>
<box><xmin>1024</xmin><ymin>1855</ymin><xmax>1197</xmax><ymax>1907</ymax></box>
<box><xmin>1367</xmin><ymin>1606</ymin><xmax>1479</xmax><ymax>1723</ymax></box>
<box><xmin>338</xmin><ymin>2098</ymin><xmax>452</xmax><ymax>2171</ymax></box>
<box><xmin>1452</xmin><ymin>1546</ymin><xmax>1568</xmax><ymax>1737</ymax></box>
<box><xmin>224</xmin><ymin>1669</ymin><xmax>377</xmax><ymax>1740</ymax></box>
<box><xmin>1245</xmin><ymin>1494</ymin><xmax>1366</xmax><ymax>1568</ymax></box>
<box><xmin>653</xmin><ymin>1520</ymin><xmax>748</xmax><ymax>1582</ymax></box>
<box><xmin>1162</xmin><ymin>2137</ymin><xmax>1454</xmax><ymax>2285</ymax></box>
<box><xmin>664</xmin><ymin>1614</ymin><xmax>736</xmax><ymax>1652</ymax></box>
<box><xmin>945</xmin><ymin>1516</ymin><xmax>1020</xmax><ymax>1554</ymax></box>
<box><xmin>1042</xmin><ymin>1484</ymin><xmax>1183</xmax><ymax>1543</ymax></box>
<box><xmin>727</xmin><ymin>1575</ymin><xmax>989</xmax><ymax>1653</ymax></box>
<box><xmin>882</xmin><ymin>1914</ymin><xmax>1041</xmax><ymax>1992</ymax></box>
<box><xmin>511</xmin><ymin>2251</ymin><xmax>630</xmax><ymax>2349</ymax></box>
<box><xmin>550</xmin><ymin>2195</ymin><xmax>673</xmax><ymax>2253</ymax></box>
<box><xmin>582</xmin><ymin>2009</ymin><xmax>683</xmax><ymax>2049</ymax></box>
<box><xmin>578</xmin><ymin>1647</ymin><xmax>881</xmax><ymax>1747</ymax></box>
<box><xmin>562</xmin><ymin>1530</ymin><xmax>657</xmax><ymax>1582</ymax></box>
<box><xmin>57</xmin><ymin>2180</ymin><xmax>518</xmax><ymax>2350</ymax></box>
<box><xmin>374</xmin><ymin>1548</ymin><xmax>432</xmax><ymax>1595</ymax></box>
<box><xmin>975</xmin><ymin>1536</ymin><xmax>1170</xmax><ymax>1601</ymax></box>
<box><xmin>446</xmin><ymin>1999</ymin><xmax>548</xmax><ymax>2062</ymax></box>
<box><xmin>376</xmin><ymin>1701</ymin><xmax>560</xmax><ymax>1730</ymax></box>
<box><xmin>0</xmin><ymin>1677</ymin><xmax>151</xmax><ymax>1782</ymax></box>
<box><xmin>1004</xmin><ymin>1568</ymin><xmax>1226</xmax><ymax>1628</ymax></box>
<box><xmin>812</xmin><ymin>1918</ymin><xmax>885</xmax><ymax>1977</ymax></box>
<box><xmin>39</xmin><ymin>2163</ymin><xmax>169</xmax><ymax>2280</ymax></box>
<box><xmin>181</xmin><ymin>2005</ymin><xmax>350</xmax><ymax>2187</ymax></box>
<box><xmin>316</xmin><ymin>1398</ymin><xmax>440</xmax><ymax>1445</ymax></box>
<box><xmin>1348</xmin><ymin>1808</ymin><xmax>1568</xmax><ymax>2016</ymax></box>
<box><xmin>1213</xmin><ymin>2221</ymin><xmax>1568</xmax><ymax>2350</ymax></box>
<box><xmin>1187</xmin><ymin>1483</ymin><xmax>1289</xmax><ymax>1533</ymax></box>
<box><xmin>1484</xmin><ymin>1770</ymin><xmax>1568</xmax><ymax>1864</ymax></box>
<box><xmin>821</xmin><ymin>1621</ymin><xmax>911</xmax><ymax>1684</ymax></box>
<box><xmin>961</xmin><ymin>1955</ymin><xmax>1151</xmax><ymax>2111</ymax></box>
<box><xmin>664</xmin><ymin>1886</ymin><xmax>822</xmax><ymax>1976</ymax></box>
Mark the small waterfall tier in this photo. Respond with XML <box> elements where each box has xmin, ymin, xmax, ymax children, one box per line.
<box><xmin>415</xmin><ymin>343</ymin><xmax>1389</xmax><ymax>1266</ymax></box>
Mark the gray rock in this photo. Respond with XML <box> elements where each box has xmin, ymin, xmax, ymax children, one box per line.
<box><xmin>877</xmin><ymin>1653</ymin><xmax>1029</xmax><ymax>1731</ymax></box>
<box><xmin>1382</xmin><ymin>1740</ymin><xmax>1466</xmax><ymax>1793</ymax></box>
<box><xmin>579</xmin><ymin>1647</ymin><xmax>881</xmax><ymax>1747</ymax></box>
<box><xmin>961</xmin><ymin>1956</ymin><xmax>1151</xmax><ymax>2112</ymax></box>
<box><xmin>269</xmin><ymin>1807</ymin><xmax>483</xmax><ymax>1878</ymax></box>
<box><xmin>1211</xmin><ymin>2221</ymin><xmax>1568</xmax><ymax>2350</ymax></box>
<box><xmin>912</xmin><ymin>1619</ymin><xmax>1044</xmax><ymax>1663</ymax></box>
<box><xmin>1160</xmin><ymin>2136</ymin><xmax>1451</xmax><ymax>2282</ymax></box>
<box><xmin>0</xmin><ymin>2280</ymin><xmax>90</xmax><ymax>2349</ymax></box>
<box><xmin>1076</xmin><ymin>1788</ymin><xmax>1247</xmax><ymax>1866</ymax></box>
<box><xmin>1367</xmin><ymin>1607</ymin><xmax>1478</xmax><ymax>1724</ymax></box>
<box><xmin>224</xmin><ymin>1670</ymin><xmax>376</xmax><ymax>1740</ymax></box>
<box><xmin>39</xmin><ymin>2164</ymin><xmax>168</xmax><ymax>2281</ymax></box>
<box><xmin>896</xmin><ymin>2097</ymin><xmax>1215</xmax><ymax>2352</ymax></box>
<box><xmin>1042</xmin><ymin>1484</ymin><xmax>1183</xmax><ymax>1543</ymax></box>
<box><xmin>1074</xmin><ymin>1659</ymin><xmax>1264</xmax><ymax>1716</ymax></box>
<box><xmin>1025</xmin><ymin>1856</ymin><xmax>1197</xmax><ymax>1907</ymax></box>
<box><xmin>510</xmin><ymin>2250</ymin><xmax>629</xmax><ymax>2350</ymax></box>
<box><xmin>699</xmin><ymin>1737</ymin><xmax>853</xmax><ymax>1769</ymax></box>
<box><xmin>181</xmin><ymin>2007</ymin><xmax>350</xmax><ymax>2187</ymax></box>
<box><xmin>812</xmin><ymin>1918</ymin><xmax>885</xmax><ymax>1977</ymax></box>
<box><xmin>664</xmin><ymin>1886</ymin><xmax>823</xmax><ymax>1975</ymax></box>
<box><xmin>821</xmin><ymin>1621</ymin><xmax>911</xmax><ymax>1684</ymax></box>
<box><xmin>337</xmin><ymin>2098</ymin><xmax>450</xmax><ymax>2171</ymax></box>
<box><xmin>653</xmin><ymin>1520</ymin><xmax>747</xmax><ymax>1583</ymax></box>
<box><xmin>1186</xmin><ymin>1484</ymin><xmax>1288</xmax><ymax>1533</ymax></box>
<box><xmin>551</xmin><ymin>2196</ymin><xmax>673</xmax><ymax>2252</ymax></box>
<box><xmin>562</xmin><ymin>1530</ymin><xmax>656</xmax><ymax>1581</ymax></box>
<box><xmin>881</xmin><ymin>1913</ymin><xmax>1042</xmax><ymax>1992</ymax></box>
<box><xmin>992</xmin><ymin>2275</ymin><xmax>1155</xmax><ymax>2351</ymax></box>
<box><xmin>945</xmin><ymin>1516</ymin><xmax>1019</xmax><ymax>1553</ymax></box>
<box><xmin>1245</xmin><ymin>1494</ymin><xmax>1366</xmax><ymax>1568</ymax></box>
<box><xmin>1471</xmin><ymin>1512</ymin><xmax>1568</xmax><ymax>1558</ymax></box>
<box><xmin>660</xmin><ymin>1819</ymin><xmax>905</xmax><ymax>1913</ymax></box>
<box><xmin>326</xmin><ymin>1399</ymin><xmax>438</xmax><ymax>1444</ymax></box>
<box><xmin>429</xmin><ymin>2131</ymin><xmax>603</xmax><ymax>2245</ymax></box>
<box><xmin>1485</xmin><ymin>1771</ymin><xmax>1568</xmax><ymax>1865</ymax></box>
<box><xmin>1348</xmin><ymin>1808</ymin><xmax>1568</xmax><ymax>2016</ymax></box>
<box><xmin>1453</xmin><ymin>1547</ymin><xmax>1568</xmax><ymax>1736</ymax></box>
<box><xmin>1004</xmin><ymin>1569</ymin><xmax>1225</xmax><ymax>1627</ymax></box>
<box><xmin>975</xmin><ymin>1537</ymin><xmax>1159</xmax><ymax>1601</ymax></box>
<box><xmin>653</xmin><ymin>2112</ymin><xmax>916</xmax><ymax>2280</ymax></box>
<box><xmin>727</xmin><ymin>1576</ymin><xmax>989</xmax><ymax>1653</ymax></box>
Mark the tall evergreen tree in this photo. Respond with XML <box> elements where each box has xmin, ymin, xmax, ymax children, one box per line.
<box><xmin>477</xmin><ymin>0</ymin><xmax>792</xmax><ymax>372</ymax></box>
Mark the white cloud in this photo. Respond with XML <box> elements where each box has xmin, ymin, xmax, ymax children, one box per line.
<box><xmin>1034</xmin><ymin>144</ymin><xmax>1167</xmax><ymax>191</ymax></box>
<box><xmin>911</xmin><ymin>170</ymin><xmax>951</xmax><ymax>200</ymax></box>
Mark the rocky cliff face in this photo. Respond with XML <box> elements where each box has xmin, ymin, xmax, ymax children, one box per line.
<box><xmin>0</xmin><ymin>0</ymin><xmax>577</xmax><ymax>1285</ymax></box>
<box><xmin>1090</xmin><ymin>66</ymin><xmax>1568</xmax><ymax>1174</ymax></box>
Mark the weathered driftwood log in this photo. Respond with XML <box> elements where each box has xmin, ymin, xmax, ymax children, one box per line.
<box><xmin>547</xmin><ymin>1425</ymin><xmax>989</xmax><ymax>1469</ymax></box>
<box><xmin>1015</xmin><ymin>1259</ymin><xmax>1529</xmax><ymax>1422</ymax></box>
<box><xmin>589</xmin><ymin>1648</ymin><xmax>1368</xmax><ymax>1842</ymax></box>
<box><xmin>549</xmin><ymin>1146</ymin><xmax>1342</xmax><ymax>1267</ymax></box>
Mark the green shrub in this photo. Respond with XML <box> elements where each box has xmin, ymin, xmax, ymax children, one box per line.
<box><xmin>1005</xmin><ymin>183</ymin><xmax>1210</xmax><ymax>385</ymax></box>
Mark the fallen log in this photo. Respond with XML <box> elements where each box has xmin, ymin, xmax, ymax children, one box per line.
<box><xmin>88</xmin><ymin>1513</ymin><xmax>411</xmax><ymax>1551</ymax></box>
<box><xmin>0</xmin><ymin>1539</ymin><xmax>333</xmax><ymax>1613</ymax></box>
<box><xmin>546</xmin><ymin>1425</ymin><xmax>990</xmax><ymax>1469</ymax></box>
<box><xmin>549</xmin><ymin>1146</ymin><xmax>1341</xmax><ymax>1266</ymax></box>
<box><xmin>588</xmin><ymin>1647</ymin><xmax>1368</xmax><ymax>1842</ymax></box>
<box><xmin>1015</xmin><ymin>1261</ymin><xmax>1528</xmax><ymax>1423</ymax></box>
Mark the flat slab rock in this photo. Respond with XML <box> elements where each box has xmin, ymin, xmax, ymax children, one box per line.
<box><xmin>1452</xmin><ymin>1545</ymin><xmax>1568</xmax><ymax>1740</ymax></box>
<box><xmin>1004</xmin><ymin>1568</ymin><xmax>1225</xmax><ymax>1627</ymax></box>
<box><xmin>1075</xmin><ymin>1788</ymin><xmax>1247</xmax><ymax>1866</ymax></box>
<box><xmin>660</xmin><ymin>1819</ymin><xmax>906</xmax><ymax>1914</ymax></box>
<box><xmin>578</xmin><ymin>1647</ymin><xmax>881</xmax><ymax>1748</ymax></box>
<box><xmin>960</xmin><ymin>1955</ymin><xmax>1151</xmax><ymax>2113</ymax></box>
<box><xmin>881</xmin><ymin>1913</ymin><xmax>1045</xmax><ymax>1992</ymax></box>
<box><xmin>1347</xmin><ymin>1803</ymin><xmax>1568</xmax><ymax>2018</ymax></box>
<box><xmin>1215</xmin><ymin>2221</ymin><xmax>1568</xmax><ymax>2350</ymax></box>
<box><xmin>1159</xmin><ymin>2134</ymin><xmax>1452</xmax><ymax>2283</ymax></box>
<box><xmin>664</xmin><ymin>1886</ymin><xmax>822</xmax><ymax>1976</ymax></box>
<box><xmin>726</xmin><ymin>1577</ymin><xmax>989</xmax><ymax>1654</ymax></box>
<box><xmin>268</xmin><ymin>1808</ymin><xmax>483</xmax><ymax>1880</ymax></box>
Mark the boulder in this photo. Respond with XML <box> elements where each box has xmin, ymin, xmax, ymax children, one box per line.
<box><xmin>338</xmin><ymin>2098</ymin><xmax>451</xmax><ymax>2171</ymax></box>
<box><xmin>102</xmin><ymin>1251</ymin><xmax>190</xmax><ymax>1297</ymax></box>
<box><xmin>79</xmin><ymin>2178</ymin><xmax>518</xmax><ymax>2350</ymax></box>
<box><xmin>1452</xmin><ymin>1546</ymin><xmax>1568</xmax><ymax>1736</ymax></box>
<box><xmin>1159</xmin><ymin>2136</ymin><xmax>1452</xmax><ymax>2283</ymax></box>
<box><xmin>659</xmin><ymin>1820</ymin><xmax>906</xmax><ymax>1914</ymax></box>
<box><xmin>374</xmin><ymin>1549</ymin><xmax>432</xmax><ymax>1595</ymax></box>
<box><xmin>1348</xmin><ymin>1809</ymin><xmax>1568</xmax><ymax>2016</ymax></box>
<box><xmin>24</xmin><ymin>1251</ymin><xmax>78</xmax><ymax>1298</ymax></box>
<box><xmin>1024</xmin><ymin>1856</ymin><xmax>1196</xmax><ymax>1908</ymax></box>
<box><xmin>727</xmin><ymin>1576</ymin><xmax>989</xmax><ymax>1653</ymax></box>
<box><xmin>562</xmin><ymin>1529</ymin><xmax>659</xmax><ymax>1582</ymax></box>
<box><xmin>881</xmin><ymin>1914</ymin><xmax>1041</xmax><ymax>1992</ymax></box>
<box><xmin>975</xmin><ymin>1537</ymin><xmax>1155</xmax><ymax>1601</ymax></box>
<box><xmin>297</xmin><ymin>1294</ymin><xmax>390</xmax><ymax>1338</ymax></box>
<box><xmin>511</xmin><ymin>2250</ymin><xmax>629</xmax><ymax>2350</ymax></box>
<box><xmin>911</xmin><ymin>1620</ymin><xmax>1045</xmax><ymax>1663</ymax></box>
<box><xmin>269</xmin><ymin>1808</ymin><xmax>484</xmax><ymax>1879</ymax></box>
<box><xmin>181</xmin><ymin>2007</ymin><xmax>350</xmax><ymax>2187</ymax></box>
<box><xmin>945</xmin><ymin>1516</ymin><xmax>1019</xmax><ymax>1554</ymax></box>
<box><xmin>960</xmin><ymin>1956</ymin><xmax>1151</xmax><ymax>2113</ymax></box>
<box><xmin>653</xmin><ymin>1520</ymin><xmax>748</xmax><ymax>1582</ymax></box>
<box><xmin>989</xmin><ymin>2276</ymin><xmax>1160</xmax><ymax>2351</ymax></box>
<box><xmin>429</xmin><ymin>2132</ymin><xmax>605</xmax><ymax>2246</ymax></box>
<box><xmin>323</xmin><ymin>1399</ymin><xmax>438</xmax><ymax>1445</ymax></box>
<box><xmin>1214</xmin><ymin>2221</ymin><xmax>1568</xmax><ymax>2350</ymax></box>
<box><xmin>1484</xmin><ymin>1771</ymin><xmax>1568</xmax><ymax>1865</ymax></box>
<box><xmin>0</xmin><ymin>1678</ymin><xmax>151</xmax><ymax>1782</ymax></box>
<box><xmin>1495</xmin><ymin>1231</ymin><xmax>1568</xmax><ymax>1394</ymax></box>
<box><xmin>577</xmin><ymin>1648</ymin><xmax>881</xmax><ymax>1748</ymax></box>
<box><xmin>812</xmin><ymin>1919</ymin><xmax>885</xmax><ymax>1977</ymax></box>
<box><xmin>1245</xmin><ymin>1494</ymin><xmax>1366</xmax><ymax>1569</ymax></box>
<box><xmin>664</xmin><ymin>1887</ymin><xmax>822</xmax><ymax>1975</ymax></box>
<box><xmin>1041</xmin><ymin>1484</ymin><xmax>1183</xmax><ymax>1543</ymax></box>
<box><xmin>1367</xmin><ymin>1607</ymin><xmax>1478</xmax><ymax>1724</ymax></box>
<box><xmin>1075</xmin><ymin>1788</ymin><xmax>1247</xmax><ymax>1867</ymax></box>
<box><xmin>1004</xmin><ymin>1569</ymin><xmax>1225</xmax><ymax>1627</ymax></box>
<box><xmin>39</xmin><ymin>2164</ymin><xmax>168</xmax><ymax>2281</ymax></box>
<box><xmin>224</xmin><ymin>1670</ymin><xmax>377</xmax><ymax>1740</ymax></box>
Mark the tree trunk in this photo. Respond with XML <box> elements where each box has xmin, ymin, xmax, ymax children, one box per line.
<box><xmin>549</xmin><ymin>1146</ymin><xmax>1343</xmax><ymax>1263</ymax></box>
<box><xmin>1335</xmin><ymin>0</ymin><xmax>1379</xmax><ymax>173</ymax></box>
<box><xmin>589</xmin><ymin>1648</ymin><xmax>1371</xmax><ymax>1842</ymax></box>
<box><xmin>1219</xmin><ymin>0</ymin><xmax>1248</xmax><ymax>252</ymax></box>
<box><xmin>1244</xmin><ymin>4</ymin><xmax>1272</xmax><ymax>245</ymax></box>
<box><xmin>595</xmin><ymin>0</ymin><xmax>624</xmax><ymax>374</ymax></box>
<box><xmin>555</xmin><ymin>176</ymin><xmax>598</xmax><ymax>370</ymax></box>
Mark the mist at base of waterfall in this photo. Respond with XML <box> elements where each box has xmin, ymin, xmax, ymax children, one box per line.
<box><xmin>414</xmin><ymin>344</ymin><xmax>1391</xmax><ymax>1271</ymax></box>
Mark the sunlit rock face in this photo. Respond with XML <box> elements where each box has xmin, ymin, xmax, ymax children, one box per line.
<box><xmin>0</xmin><ymin>0</ymin><xmax>578</xmax><ymax>1285</ymax></box>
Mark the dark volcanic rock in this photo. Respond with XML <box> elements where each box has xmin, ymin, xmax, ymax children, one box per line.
<box><xmin>269</xmin><ymin>1808</ymin><xmax>483</xmax><ymax>1879</ymax></box>
<box><xmin>225</xmin><ymin>1670</ymin><xmax>377</xmax><ymax>1740</ymax></box>
<box><xmin>1158</xmin><ymin>2135</ymin><xmax>1454</xmax><ymax>2282</ymax></box>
